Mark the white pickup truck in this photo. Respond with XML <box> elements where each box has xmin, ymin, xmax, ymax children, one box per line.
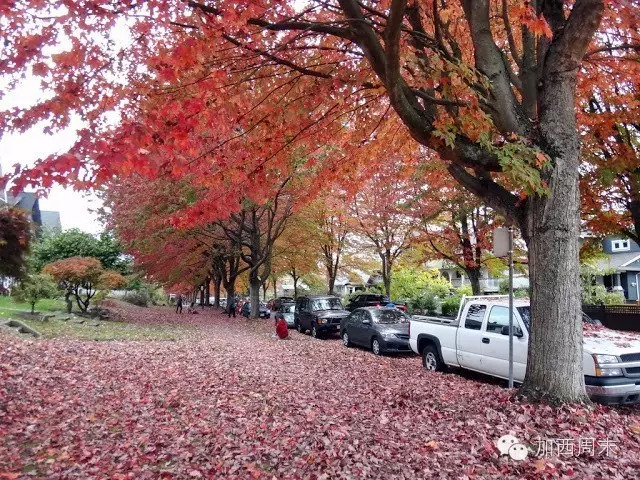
<box><xmin>409</xmin><ymin>295</ymin><xmax>640</xmax><ymax>405</ymax></box>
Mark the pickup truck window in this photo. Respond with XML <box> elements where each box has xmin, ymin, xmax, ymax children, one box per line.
<box><xmin>464</xmin><ymin>304</ymin><xmax>486</xmax><ymax>330</ymax></box>
<box><xmin>486</xmin><ymin>306</ymin><xmax>510</xmax><ymax>333</ymax></box>
<box><xmin>516</xmin><ymin>307</ymin><xmax>531</xmax><ymax>331</ymax></box>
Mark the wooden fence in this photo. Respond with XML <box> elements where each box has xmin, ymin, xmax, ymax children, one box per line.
<box><xmin>583</xmin><ymin>304</ymin><xmax>640</xmax><ymax>332</ymax></box>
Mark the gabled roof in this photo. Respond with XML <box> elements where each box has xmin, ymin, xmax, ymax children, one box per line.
<box><xmin>6</xmin><ymin>192</ymin><xmax>38</xmax><ymax>211</ymax></box>
<box><xmin>595</xmin><ymin>252</ymin><xmax>640</xmax><ymax>272</ymax></box>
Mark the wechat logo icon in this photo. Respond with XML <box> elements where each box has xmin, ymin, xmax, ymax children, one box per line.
<box><xmin>496</xmin><ymin>434</ymin><xmax>529</xmax><ymax>461</ymax></box>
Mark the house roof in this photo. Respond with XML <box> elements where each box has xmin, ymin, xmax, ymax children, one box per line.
<box><xmin>595</xmin><ymin>252</ymin><xmax>640</xmax><ymax>272</ymax></box>
<box><xmin>6</xmin><ymin>192</ymin><xmax>38</xmax><ymax>211</ymax></box>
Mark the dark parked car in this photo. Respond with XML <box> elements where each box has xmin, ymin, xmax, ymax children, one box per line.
<box><xmin>241</xmin><ymin>301</ymin><xmax>271</xmax><ymax>318</ymax></box>
<box><xmin>346</xmin><ymin>294</ymin><xmax>390</xmax><ymax>311</ymax></box>
<box><xmin>275</xmin><ymin>302</ymin><xmax>296</xmax><ymax>327</ymax></box>
<box><xmin>295</xmin><ymin>295</ymin><xmax>350</xmax><ymax>338</ymax></box>
<box><xmin>340</xmin><ymin>307</ymin><xmax>411</xmax><ymax>355</ymax></box>
<box><xmin>270</xmin><ymin>296</ymin><xmax>294</xmax><ymax>312</ymax></box>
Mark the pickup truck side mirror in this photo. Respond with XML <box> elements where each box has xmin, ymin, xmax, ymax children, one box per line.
<box><xmin>501</xmin><ymin>325</ymin><xmax>524</xmax><ymax>338</ymax></box>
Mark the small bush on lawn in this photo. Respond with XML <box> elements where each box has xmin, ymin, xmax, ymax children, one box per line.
<box><xmin>122</xmin><ymin>291</ymin><xmax>150</xmax><ymax>307</ymax></box>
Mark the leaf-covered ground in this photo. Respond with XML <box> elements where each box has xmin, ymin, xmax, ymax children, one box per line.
<box><xmin>1</xmin><ymin>303</ymin><xmax>639</xmax><ymax>479</ymax></box>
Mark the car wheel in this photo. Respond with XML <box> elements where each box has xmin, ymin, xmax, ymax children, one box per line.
<box><xmin>422</xmin><ymin>345</ymin><xmax>443</xmax><ymax>372</ymax></box>
<box><xmin>372</xmin><ymin>338</ymin><xmax>382</xmax><ymax>356</ymax></box>
<box><xmin>311</xmin><ymin>325</ymin><xmax>319</xmax><ymax>339</ymax></box>
<box><xmin>342</xmin><ymin>331</ymin><xmax>351</xmax><ymax>347</ymax></box>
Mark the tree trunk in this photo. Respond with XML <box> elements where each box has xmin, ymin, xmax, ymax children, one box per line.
<box><xmin>272</xmin><ymin>278</ymin><xmax>277</xmax><ymax>298</ymax></box>
<box><xmin>223</xmin><ymin>278</ymin><xmax>236</xmax><ymax>312</ymax></box>
<box><xmin>381</xmin><ymin>249</ymin><xmax>392</xmax><ymax>298</ymax></box>
<box><xmin>200</xmin><ymin>285</ymin><xmax>205</xmax><ymax>309</ymax></box>
<box><xmin>213</xmin><ymin>277</ymin><xmax>221</xmax><ymax>308</ymax></box>
<box><xmin>466</xmin><ymin>268</ymin><xmax>481</xmax><ymax>295</ymax></box>
<box><xmin>293</xmin><ymin>276</ymin><xmax>299</xmax><ymax>298</ymax></box>
<box><xmin>327</xmin><ymin>271</ymin><xmax>336</xmax><ymax>296</ymax></box>
<box><xmin>31</xmin><ymin>301</ymin><xmax>36</xmax><ymax>314</ymax></box>
<box><xmin>520</xmin><ymin>190</ymin><xmax>586</xmax><ymax>403</ymax></box>
<box><xmin>249</xmin><ymin>271</ymin><xmax>261</xmax><ymax>318</ymax></box>
<box><xmin>64</xmin><ymin>290</ymin><xmax>73</xmax><ymax>314</ymax></box>
<box><xmin>519</xmin><ymin>52</ymin><xmax>589</xmax><ymax>403</ymax></box>
<box><xmin>205</xmin><ymin>277</ymin><xmax>211</xmax><ymax>306</ymax></box>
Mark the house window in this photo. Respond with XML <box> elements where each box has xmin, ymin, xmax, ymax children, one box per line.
<box><xmin>612</xmin><ymin>239</ymin><xmax>630</xmax><ymax>252</ymax></box>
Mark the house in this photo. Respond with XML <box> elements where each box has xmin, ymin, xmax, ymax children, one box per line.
<box><xmin>427</xmin><ymin>259</ymin><xmax>529</xmax><ymax>294</ymax></box>
<box><xmin>0</xmin><ymin>170</ymin><xmax>62</xmax><ymax>234</ymax></box>
<box><xmin>334</xmin><ymin>279</ymin><xmax>366</xmax><ymax>296</ymax></box>
<box><xmin>593</xmin><ymin>237</ymin><xmax>640</xmax><ymax>302</ymax></box>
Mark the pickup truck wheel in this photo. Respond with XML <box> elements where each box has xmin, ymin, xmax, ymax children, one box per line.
<box><xmin>342</xmin><ymin>331</ymin><xmax>351</xmax><ymax>347</ymax></box>
<box><xmin>372</xmin><ymin>338</ymin><xmax>382</xmax><ymax>356</ymax></box>
<box><xmin>422</xmin><ymin>345</ymin><xmax>442</xmax><ymax>371</ymax></box>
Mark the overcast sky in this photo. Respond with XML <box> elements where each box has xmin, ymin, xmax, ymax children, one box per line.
<box><xmin>1</xmin><ymin>78</ymin><xmax>105</xmax><ymax>235</ymax></box>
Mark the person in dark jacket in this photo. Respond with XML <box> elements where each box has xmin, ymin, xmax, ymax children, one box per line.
<box><xmin>176</xmin><ymin>295</ymin><xmax>183</xmax><ymax>314</ymax></box>
<box><xmin>228</xmin><ymin>297</ymin><xmax>237</xmax><ymax>318</ymax></box>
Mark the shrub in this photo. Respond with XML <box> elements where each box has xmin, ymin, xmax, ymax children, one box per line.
<box><xmin>582</xmin><ymin>285</ymin><xmax>626</xmax><ymax>306</ymax></box>
<box><xmin>409</xmin><ymin>293</ymin><xmax>438</xmax><ymax>315</ymax></box>
<box><xmin>441</xmin><ymin>295</ymin><xmax>461</xmax><ymax>317</ymax></box>
<box><xmin>12</xmin><ymin>274</ymin><xmax>58</xmax><ymax>314</ymax></box>
<box><xmin>122</xmin><ymin>291</ymin><xmax>150</xmax><ymax>307</ymax></box>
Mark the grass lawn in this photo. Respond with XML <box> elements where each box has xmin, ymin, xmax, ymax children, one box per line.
<box><xmin>0</xmin><ymin>296</ymin><xmax>181</xmax><ymax>341</ymax></box>
<box><xmin>0</xmin><ymin>295</ymin><xmax>67</xmax><ymax>313</ymax></box>
<box><xmin>18</xmin><ymin>316</ymin><xmax>180</xmax><ymax>341</ymax></box>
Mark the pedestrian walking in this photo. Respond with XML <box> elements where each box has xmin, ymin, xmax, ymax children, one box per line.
<box><xmin>228</xmin><ymin>297</ymin><xmax>237</xmax><ymax>318</ymax></box>
<box><xmin>176</xmin><ymin>295</ymin><xmax>183</xmax><ymax>314</ymax></box>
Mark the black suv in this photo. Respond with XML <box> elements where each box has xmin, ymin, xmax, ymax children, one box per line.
<box><xmin>294</xmin><ymin>295</ymin><xmax>350</xmax><ymax>338</ymax></box>
<box><xmin>346</xmin><ymin>294</ymin><xmax>390</xmax><ymax>311</ymax></box>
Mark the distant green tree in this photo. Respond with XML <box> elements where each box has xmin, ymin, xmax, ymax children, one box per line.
<box><xmin>12</xmin><ymin>274</ymin><xmax>58</xmax><ymax>314</ymax></box>
<box><xmin>31</xmin><ymin>229</ymin><xmax>129</xmax><ymax>273</ymax></box>
<box><xmin>391</xmin><ymin>267</ymin><xmax>450</xmax><ymax>301</ymax></box>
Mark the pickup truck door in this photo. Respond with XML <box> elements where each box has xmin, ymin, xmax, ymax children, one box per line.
<box><xmin>456</xmin><ymin>304</ymin><xmax>487</xmax><ymax>370</ymax></box>
<box><xmin>481</xmin><ymin>306</ymin><xmax>528</xmax><ymax>382</ymax></box>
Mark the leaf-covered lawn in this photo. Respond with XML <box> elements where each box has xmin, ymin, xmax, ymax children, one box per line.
<box><xmin>1</xmin><ymin>303</ymin><xmax>639</xmax><ymax>479</ymax></box>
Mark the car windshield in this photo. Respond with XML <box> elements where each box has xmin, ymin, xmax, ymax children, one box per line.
<box><xmin>311</xmin><ymin>298</ymin><xmax>343</xmax><ymax>311</ymax></box>
<box><xmin>282</xmin><ymin>304</ymin><xmax>295</xmax><ymax>313</ymax></box>
<box><xmin>371</xmin><ymin>309</ymin><xmax>408</xmax><ymax>324</ymax></box>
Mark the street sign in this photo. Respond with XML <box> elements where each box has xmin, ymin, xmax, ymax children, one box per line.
<box><xmin>493</xmin><ymin>227</ymin><xmax>510</xmax><ymax>258</ymax></box>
